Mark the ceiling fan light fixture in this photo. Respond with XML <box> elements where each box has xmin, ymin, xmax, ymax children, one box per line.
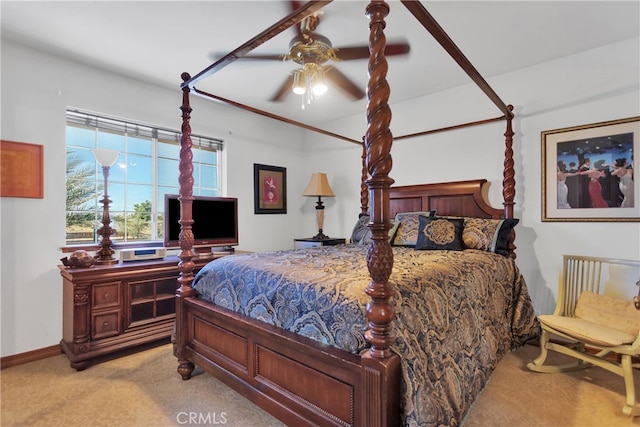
<box><xmin>291</xmin><ymin>63</ymin><xmax>328</xmax><ymax>106</ymax></box>
<box><xmin>311</xmin><ymin>67</ymin><xmax>327</xmax><ymax>96</ymax></box>
<box><xmin>292</xmin><ymin>70</ymin><xmax>307</xmax><ymax>95</ymax></box>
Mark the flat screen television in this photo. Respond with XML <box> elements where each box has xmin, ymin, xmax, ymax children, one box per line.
<box><xmin>164</xmin><ymin>194</ymin><xmax>239</xmax><ymax>250</ymax></box>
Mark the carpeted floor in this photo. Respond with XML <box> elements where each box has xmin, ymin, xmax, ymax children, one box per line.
<box><xmin>1</xmin><ymin>343</ymin><xmax>638</xmax><ymax>426</ymax></box>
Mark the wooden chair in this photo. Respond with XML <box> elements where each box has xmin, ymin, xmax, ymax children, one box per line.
<box><xmin>527</xmin><ymin>255</ymin><xmax>640</xmax><ymax>416</ymax></box>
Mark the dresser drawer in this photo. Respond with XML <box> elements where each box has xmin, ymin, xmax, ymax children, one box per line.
<box><xmin>92</xmin><ymin>311</ymin><xmax>121</xmax><ymax>339</ymax></box>
<box><xmin>92</xmin><ymin>282</ymin><xmax>121</xmax><ymax>310</ymax></box>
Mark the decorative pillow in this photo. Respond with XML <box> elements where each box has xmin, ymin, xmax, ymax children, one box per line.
<box><xmin>390</xmin><ymin>210</ymin><xmax>437</xmax><ymax>247</ymax></box>
<box><xmin>415</xmin><ymin>216</ymin><xmax>464</xmax><ymax>251</ymax></box>
<box><xmin>358</xmin><ymin>223</ymin><xmax>397</xmax><ymax>246</ymax></box>
<box><xmin>462</xmin><ymin>218</ymin><xmax>519</xmax><ymax>256</ymax></box>
<box><xmin>575</xmin><ymin>291</ymin><xmax>640</xmax><ymax>337</ymax></box>
<box><xmin>350</xmin><ymin>214</ymin><xmax>370</xmax><ymax>245</ymax></box>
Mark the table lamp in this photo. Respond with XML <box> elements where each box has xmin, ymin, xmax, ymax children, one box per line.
<box><xmin>302</xmin><ymin>172</ymin><xmax>335</xmax><ymax>240</ymax></box>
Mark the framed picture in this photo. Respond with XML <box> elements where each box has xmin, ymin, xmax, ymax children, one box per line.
<box><xmin>542</xmin><ymin>116</ymin><xmax>639</xmax><ymax>222</ymax></box>
<box><xmin>1</xmin><ymin>140</ymin><xmax>44</xmax><ymax>199</ymax></box>
<box><xmin>254</xmin><ymin>163</ymin><xmax>287</xmax><ymax>214</ymax></box>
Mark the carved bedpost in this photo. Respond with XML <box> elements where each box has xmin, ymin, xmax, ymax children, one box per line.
<box><xmin>502</xmin><ymin>105</ymin><xmax>515</xmax><ymax>218</ymax></box>
<box><xmin>361</xmin><ymin>139</ymin><xmax>369</xmax><ymax>216</ymax></box>
<box><xmin>362</xmin><ymin>2</ymin><xmax>401</xmax><ymax>425</ymax></box>
<box><xmin>175</xmin><ymin>72</ymin><xmax>197</xmax><ymax>380</ymax></box>
<box><xmin>365</xmin><ymin>0</ymin><xmax>395</xmax><ymax>360</ymax></box>
<box><xmin>502</xmin><ymin>105</ymin><xmax>517</xmax><ymax>258</ymax></box>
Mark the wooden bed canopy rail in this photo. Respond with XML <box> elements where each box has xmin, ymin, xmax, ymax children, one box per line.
<box><xmin>174</xmin><ymin>1</ymin><xmax>517</xmax><ymax>425</ymax></box>
<box><xmin>180</xmin><ymin>0</ymin><xmax>516</xmax><ymax>222</ymax></box>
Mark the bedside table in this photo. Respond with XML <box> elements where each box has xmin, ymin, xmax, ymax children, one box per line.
<box><xmin>294</xmin><ymin>237</ymin><xmax>346</xmax><ymax>249</ymax></box>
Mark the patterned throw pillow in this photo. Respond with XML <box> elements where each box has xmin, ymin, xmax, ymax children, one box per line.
<box><xmin>415</xmin><ymin>216</ymin><xmax>464</xmax><ymax>251</ymax></box>
<box><xmin>462</xmin><ymin>218</ymin><xmax>519</xmax><ymax>256</ymax></box>
<box><xmin>390</xmin><ymin>211</ymin><xmax>437</xmax><ymax>247</ymax></box>
<box><xmin>350</xmin><ymin>214</ymin><xmax>370</xmax><ymax>244</ymax></box>
<box><xmin>358</xmin><ymin>222</ymin><xmax>398</xmax><ymax>246</ymax></box>
<box><xmin>576</xmin><ymin>291</ymin><xmax>640</xmax><ymax>337</ymax></box>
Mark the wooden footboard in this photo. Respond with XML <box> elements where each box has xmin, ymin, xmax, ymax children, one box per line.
<box><xmin>175</xmin><ymin>295</ymin><xmax>400</xmax><ymax>427</ymax></box>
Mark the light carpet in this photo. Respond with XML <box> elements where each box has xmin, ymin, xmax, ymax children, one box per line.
<box><xmin>1</xmin><ymin>343</ymin><xmax>638</xmax><ymax>426</ymax></box>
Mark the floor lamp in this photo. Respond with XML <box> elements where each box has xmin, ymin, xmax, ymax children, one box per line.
<box><xmin>302</xmin><ymin>173</ymin><xmax>335</xmax><ymax>240</ymax></box>
<box><xmin>93</xmin><ymin>148</ymin><xmax>119</xmax><ymax>265</ymax></box>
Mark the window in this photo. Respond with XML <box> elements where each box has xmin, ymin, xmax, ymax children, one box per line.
<box><xmin>65</xmin><ymin>110</ymin><xmax>223</xmax><ymax>247</ymax></box>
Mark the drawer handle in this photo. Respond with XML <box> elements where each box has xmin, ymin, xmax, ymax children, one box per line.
<box><xmin>103</xmin><ymin>321</ymin><xmax>109</xmax><ymax>327</ymax></box>
<box><xmin>104</xmin><ymin>293</ymin><xmax>109</xmax><ymax>298</ymax></box>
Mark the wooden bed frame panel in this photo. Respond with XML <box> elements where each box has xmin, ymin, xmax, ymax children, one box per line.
<box><xmin>174</xmin><ymin>1</ymin><xmax>517</xmax><ymax>426</ymax></box>
<box><xmin>181</xmin><ymin>298</ymin><xmax>367</xmax><ymax>427</ymax></box>
<box><xmin>389</xmin><ymin>179</ymin><xmax>504</xmax><ymax>219</ymax></box>
<box><xmin>173</xmin><ymin>180</ymin><xmax>508</xmax><ymax>427</ymax></box>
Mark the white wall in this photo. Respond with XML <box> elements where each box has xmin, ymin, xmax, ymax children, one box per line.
<box><xmin>2</xmin><ymin>36</ymin><xmax>639</xmax><ymax>358</ymax></box>
<box><xmin>0</xmin><ymin>40</ymin><xmax>309</xmax><ymax>357</ymax></box>
<box><xmin>310</xmin><ymin>37</ymin><xmax>640</xmax><ymax>315</ymax></box>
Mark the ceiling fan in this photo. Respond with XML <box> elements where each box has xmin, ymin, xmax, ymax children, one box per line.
<box><xmin>216</xmin><ymin>1</ymin><xmax>411</xmax><ymax>103</ymax></box>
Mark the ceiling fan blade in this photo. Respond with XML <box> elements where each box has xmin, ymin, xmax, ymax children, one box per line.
<box><xmin>210</xmin><ymin>52</ymin><xmax>286</xmax><ymax>62</ymax></box>
<box><xmin>324</xmin><ymin>66</ymin><xmax>365</xmax><ymax>100</ymax></box>
<box><xmin>334</xmin><ymin>42</ymin><xmax>411</xmax><ymax>61</ymax></box>
<box><xmin>269</xmin><ymin>74</ymin><xmax>294</xmax><ymax>102</ymax></box>
<box><xmin>384</xmin><ymin>42</ymin><xmax>411</xmax><ymax>56</ymax></box>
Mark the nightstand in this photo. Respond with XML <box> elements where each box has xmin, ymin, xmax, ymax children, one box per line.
<box><xmin>294</xmin><ymin>237</ymin><xmax>346</xmax><ymax>249</ymax></box>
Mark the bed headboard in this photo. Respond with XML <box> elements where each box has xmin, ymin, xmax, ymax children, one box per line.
<box><xmin>389</xmin><ymin>179</ymin><xmax>504</xmax><ymax>219</ymax></box>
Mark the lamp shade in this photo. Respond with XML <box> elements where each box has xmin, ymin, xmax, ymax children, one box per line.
<box><xmin>302</xmin><ymin>173</ymin><xmax>335</xmax><ymax>197</ymax></box>
<box><xmin>92</xmin><ymin>148</ymin><xmax>119</xmax><ymax>167</ymax></box>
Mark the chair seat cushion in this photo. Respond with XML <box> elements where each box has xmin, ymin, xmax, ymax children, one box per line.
<box><xmin>540</xmin><ymin>291</ymin><xmax>640</xmax><ymax>347</ymax></box>
<box><xmin>539</xmin><ymin>315</ymin><xmax>636</xmax><ymax>347</ymax></box>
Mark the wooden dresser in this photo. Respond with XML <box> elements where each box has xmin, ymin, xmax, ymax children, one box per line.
<box><xmin>58</xmin><ymin>253</ymin><xmax>229</xmax><ymax>370</ymax></box>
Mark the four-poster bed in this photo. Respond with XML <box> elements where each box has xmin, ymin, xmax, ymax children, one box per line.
<box><xmin>172</xmin><ymin>1</ymin><xmax>538</xmax><ymax>426</ymax></box>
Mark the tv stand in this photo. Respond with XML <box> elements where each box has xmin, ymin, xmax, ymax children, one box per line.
<box><xmin>58</xmin><ymin>254</ymin><xmax>240</xmax><ymax>370</ymax></box>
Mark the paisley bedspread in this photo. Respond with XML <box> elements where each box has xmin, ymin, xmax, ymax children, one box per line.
<box><xmin>193</xmin><ymin>245</ymin><xmax>539</xmax><ymax>426</ymax></box>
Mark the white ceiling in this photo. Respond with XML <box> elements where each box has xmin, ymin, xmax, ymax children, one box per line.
<box><xmin>2</xmin><ymin>1</ymin><xmax>639</xmax><ymax>127</ymax></box>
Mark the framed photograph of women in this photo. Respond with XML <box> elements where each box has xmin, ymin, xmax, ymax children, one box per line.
<box><xmin>542</xmin><ymin>116</ymin><xmax>639</xmax><ymax>222</ymax></box>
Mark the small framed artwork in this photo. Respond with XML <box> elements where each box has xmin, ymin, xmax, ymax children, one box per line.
<box><xmin>542</xmin><ymin>116</ymin><xmax>639</xmax><ymax>222</ymax></box>
<box><xmin>254</xmin><ymin>163</ymin><xmax>287</xmax><ymax>214</ymax></box>
<box><xmin>1</xmin><ymin>140</ymin><xmax>44</xmax><ymax>199</ymax></box>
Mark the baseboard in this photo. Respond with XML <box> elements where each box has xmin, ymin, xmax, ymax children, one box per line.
<box><xmin>1</xmin><ymin>344</ymin><xmax>62</xmax><ymax>369</ymax></box>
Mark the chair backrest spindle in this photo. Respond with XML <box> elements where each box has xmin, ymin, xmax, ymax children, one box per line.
<box><xmin>559</xmin><ymin>255</ymin><xmax>640</xmax><ymax>318</ymax></box>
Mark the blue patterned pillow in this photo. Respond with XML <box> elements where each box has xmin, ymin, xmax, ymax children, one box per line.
<box><xmin>390</xmin><ymin>211</ymin><xmax>437</xmax><ymax>247</ymax></box>
<box><xmin>415</xmin><ymin>216</ymin><xmax>464</xmax><ymax>251</ymax></box>
<box><xmin>350</xmin><ymin>214</ymin><xmax>370</xmax><ymax>244</ymax></box>
<box><xmin>359</xmin><ymin>223</ymin><xmax>396</xmax><ymax>246</ymax></box>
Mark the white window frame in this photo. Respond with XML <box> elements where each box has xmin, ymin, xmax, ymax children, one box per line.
<box><xmin>64</xmin><ymin>109</ymin><xmax>223</xmax><ymax>248</ymax></box>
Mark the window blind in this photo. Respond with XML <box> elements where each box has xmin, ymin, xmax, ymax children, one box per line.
<box><xmin>67</xmin><ymin>110</ymin><xmax>223</xmax><ymax>151</ymax></box>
